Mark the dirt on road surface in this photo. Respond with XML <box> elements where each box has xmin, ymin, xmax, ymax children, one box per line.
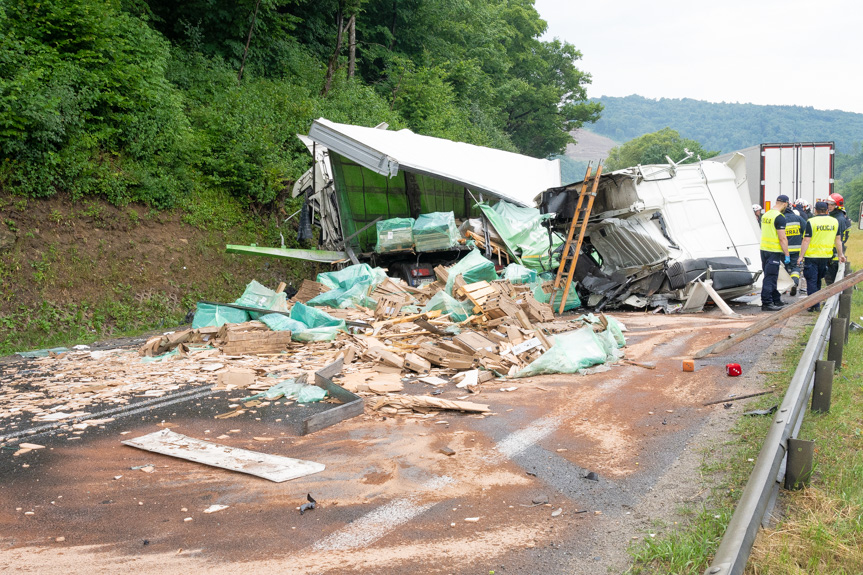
<box><xmin>0</xmin><ymin>309</ymin><xmax>805</xmax><ymax>574</ymax></box>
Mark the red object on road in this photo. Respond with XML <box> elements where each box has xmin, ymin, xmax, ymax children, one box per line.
<box><xmin>726</xmin><ymin>363</ymin><xmax>742</xmax><ymax>377</ymax></box>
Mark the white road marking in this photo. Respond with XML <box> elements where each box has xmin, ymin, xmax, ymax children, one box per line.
<box><xmin>313</xmin><ymin>415</ymin><xmax>565</xmax><ymax>551</ymax></box>
<box><xmin>493</xmin><ymin>414</ymin><xmax>562</xmax><ymax>460</ymax></box>
<box><xmin>313</xmin><ymin>476</ymin><xmax>454</xmax><ymax>551</ymax></box>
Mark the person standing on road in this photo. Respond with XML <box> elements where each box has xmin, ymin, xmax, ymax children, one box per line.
<box><xmin>798</xmin><ymin>201</ymin><xmax>846</xmax><ymax>312</ymax></box>
<box><xmin>783</xmin><ymin>204</ymin><xmax>804</xmax><ymax>296</ymax></box>
<box><xmin>825</xmin><ymin>193</ymin><xmax>851</xmax><ymax>285</ymax></box>
<box><xmin>760</xmin><ymin>195</ymin><xmax>792</xmax><ymax>311</ymax></box>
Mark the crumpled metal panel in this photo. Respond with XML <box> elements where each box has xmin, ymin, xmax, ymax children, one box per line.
<box><xmin>589</xmin><ymin>217</ymin><xmax>671</xmax><ymax>272</ymax></box>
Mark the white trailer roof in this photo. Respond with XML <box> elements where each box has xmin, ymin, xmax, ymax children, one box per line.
<box><xmin>306</xmin><ymin>118</ymin><xmax>561</xmax><ymax>207</ymax></box>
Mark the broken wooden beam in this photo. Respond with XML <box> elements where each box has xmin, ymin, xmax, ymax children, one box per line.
<box><xmin>693</xmin><ymin>268</ymin><xmax>863</xmax><ymax>359</ymax></box>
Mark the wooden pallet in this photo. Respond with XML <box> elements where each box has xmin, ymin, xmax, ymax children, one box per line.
<box><xmin>457</xmin><ymin>280</ymin><xmax>500</xmax><ymax>308</ymax></box>
<box><xmin>220</xmin><ymin>329</ymin><xmax>293</xmax><ymax>355</ymax></box>
<box><xmin>375</xmin><ymin>293</ymin><xmax>408</xmax><ymax>320</ymax></box>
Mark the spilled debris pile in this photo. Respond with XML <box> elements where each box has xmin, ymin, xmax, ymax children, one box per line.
<box><xmin>1</xmin><ymin>254</ymin><xmax>627</xmax><ymax>442</ymax></box>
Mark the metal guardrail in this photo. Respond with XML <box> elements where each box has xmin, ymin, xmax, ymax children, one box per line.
<box><xmin>705</xmin><ymin>265</ymin><xmax>848</xmax><ymax>575</ymax></box>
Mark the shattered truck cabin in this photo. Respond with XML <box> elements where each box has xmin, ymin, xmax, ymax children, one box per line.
<box><xmin>288</xmin><ymin>118</ymin><xmax>561</xmax><ymax>283</ymax></box>
<box><xmin>538</xmin><ymin>155</ymin><xmax>762</xmax><ymax>309</ymax></box>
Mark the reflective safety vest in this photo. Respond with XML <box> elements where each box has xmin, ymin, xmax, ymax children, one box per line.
<box><xmin>760</xmin><ymin>209</ymin><xmax>783</xmax><ymax>252</ymax></box>
<box><xmin>784</xmin><ymin>213</ymin><xmax>803</xmax><ymax>251</ymax></box>
<box><xmin>806</xmin><ymin>215</ymin><xmax>839</xmax><ymax>258</ymax></box>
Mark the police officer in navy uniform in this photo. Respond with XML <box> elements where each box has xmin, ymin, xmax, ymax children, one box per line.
<box><xmin>783</xmin><ymin>204</ymin><xmax>804</xmax><ymax>296</ymax></box>
<box><xmin>825</xmin><ymin>193</ymin><xmax>851</xmax><ymax>285</ymax></box>
<box><xmin>798</xmin><ymin>201</ymin><xmax>846</xmax><ymax>311</ymax></box>
<box><xmin>760</xmin><ymin>195</ymin><xmax>792</xmax><ymax>311</ymax></box>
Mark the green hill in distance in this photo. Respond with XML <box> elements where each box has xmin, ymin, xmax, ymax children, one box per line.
<box><xmin>589</xmin><ymin>95</ymin><xmax>863</xmax><ymax>154</ymax></box>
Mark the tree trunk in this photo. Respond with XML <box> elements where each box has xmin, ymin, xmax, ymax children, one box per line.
<box><xmin>388</xmin><ymin>0</ymin><xmax>397</xmax><ymax>50</ymax></box>
<box><xmin>347</xmin><ymin>14</ymin><xmax>356</xmax><ymax>79</ymax></box>
<box><xmin>237</xmin><ymin>0</ymin><xmax>262</xmax><ymax>83</ymax></box>
<box><xmin>321</xmin><ymin>10</ymin><xmax>345</xmax><ymax>96</ymax></box>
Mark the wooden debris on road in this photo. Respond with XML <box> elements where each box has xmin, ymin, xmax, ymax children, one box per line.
<box><xmin>122</xmin><ymin>429</ymin><xmax>325</xmax><ymax>482</ymax></box>
<box><xmin>294</xmin><ymin>280</ymin><xmax>330</xmax><ymax>303</ymax></box>
<box><xmin>372</xmin><ymin>395</ymin><xmax>490</xmax><ymax>414</ymax></box>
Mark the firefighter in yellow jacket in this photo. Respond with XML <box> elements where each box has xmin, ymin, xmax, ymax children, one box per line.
<box><xmin>797</xmin><ymin>201</ymin><xmax>846</xmax><ymax>312</ymax></box>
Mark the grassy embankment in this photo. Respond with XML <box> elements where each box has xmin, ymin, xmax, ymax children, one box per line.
<box><xmin>627</xmin><ymin>231</ymin><xmax>863</xmax><ymax>574</ymax></box>
<box><xmin>0</xmin><ymin>190</ymin><xmax>316</xmax><ymax>356</ymax></box>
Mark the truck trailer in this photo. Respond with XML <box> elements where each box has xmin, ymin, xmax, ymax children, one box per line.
<box><xmin>713</xmin><ymin>142</ymin><xmax>835</xmax><ymax>208</ymax></box>
<box><xmin>286</xmin><ymin>118</ymin><xmax>563</xmax><ymax>286</ymax></box>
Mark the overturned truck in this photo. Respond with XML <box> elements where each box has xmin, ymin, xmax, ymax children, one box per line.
<box><xmin>539</xmin><ymin>157</ymin><xmax>762</xmax><ymax>309</ymax></box>
<box><xmin>288</xmin><ymin>118</ymin><xmax>561</xmax><ymax>285</ymax></box>
<box><xmin>278</xmin><ymin>119</ymin><xmax>763</xmax><ymax>310</ymax></box>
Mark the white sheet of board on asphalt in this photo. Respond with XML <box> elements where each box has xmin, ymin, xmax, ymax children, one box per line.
<box><xmin>122</xmin><ymin>429</ymin><xmax>325</xmax><ymax>482</ymax></box>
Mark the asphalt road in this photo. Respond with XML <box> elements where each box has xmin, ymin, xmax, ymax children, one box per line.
<box><xmin>0</xmin><ymin>307</ymin><xmax>796</xmax><ymax>574</ymax></box>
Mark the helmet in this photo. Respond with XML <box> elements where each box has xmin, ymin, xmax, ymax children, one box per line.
<box><xmin>752</xmin><ymin>204</ymin><xmax>762</xmax><ymax>212</ymax></box>
<box><xmin>828</xmin><ymin>193</ymin><xmax>844</xmax><ymax>208</ymax></box>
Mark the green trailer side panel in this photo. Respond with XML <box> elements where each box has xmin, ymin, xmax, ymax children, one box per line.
<box><xmin>329</xmin><ymin>153</ymin><xmax>482</xmax><ymax>252</ymax></box>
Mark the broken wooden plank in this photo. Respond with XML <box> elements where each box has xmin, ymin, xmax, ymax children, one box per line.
<box><xmin>515</xmin><ymin>309</ymin><xmax>552</xmax><ymax>350</ymax></box>
<box><xmin>375</xmin><ymin>293</ymin><xmax>408</xmax><ymax>320</ymax></box>
<box><xmin>372</xmin><ymin>395</ymin><xmax>490</xmax><ymax>413</ymax></box>
<box><xmin>453</xmin><ymin>331</ymin><xmax>500</xmax><ymax>355</ymax></box>
<box><xmin>703</xmin><ymin>390</ymin><xmax>774</xmax><ymax>406</ymax></box>
<box><xmin>365</xmin><ymin>347</ymin><xmax>405</xmax><ymax>369</ymax></box>
<box><xmin>404</xmin><ymin>353</ymin><xmax>431</xmax><ymax>374</ymax></box>
<box><xmin>122</xmin><ymin>429</ymin><xmax>324</xmax><ymax>483</ymax></box>
<box><xmin>693</xmin><ymin>268</ymin><xmax>863</xmax><ymax>358</ymax></box>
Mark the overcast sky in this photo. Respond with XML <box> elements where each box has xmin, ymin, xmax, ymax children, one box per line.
<box><xmin>534</xmin><ymin>0</ymin><xmax>863</xmax><ymax>114</ymax></box>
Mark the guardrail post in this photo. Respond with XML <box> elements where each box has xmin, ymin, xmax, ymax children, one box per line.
<box><xmin>811</xmin><ymin>360</ymin><xmax>834</xmax><ymax>413</ymax></box>
<box><xmin>828</xmin><ymin>317</ymin><xmax>846</xmax><ymax>370</ymax></box>
<box><xmin>839</xmin><ymin>291</ymin><xmax>852</xmax><ymax>344</ymax></box>
<box><xmin>784</xmin><ymin>438</ymin><xmax>815</xmax><ymax>490</ymax></box>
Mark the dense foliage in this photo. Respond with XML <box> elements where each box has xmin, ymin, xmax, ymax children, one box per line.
<box><xmin>604</xmin><ymin>128</ymin><xmax>718</xmax><ymax>171</ymax></box>
<box><xmin>591</xmin><ymin>95</ymin><xmax>863</xmax><ymax>155</ymax></box>
<box><xmin>0</xmin><ymin>0</ymin><xmax>600</xmax><ymax>208</ymax></box>
<box><xmin>835</xmin><ymin>143</ymin><xmax>863</xmax><ymax>220</ymax></box>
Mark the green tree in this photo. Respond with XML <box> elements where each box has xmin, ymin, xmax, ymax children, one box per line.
<box><xmin>604</xmin><ymin>128</ymin><xmax>718</xmax><ymax>171</ymax></box>
<box><xmin>0</xmin><ymin>0</ymin><xmax>192</xmax><ymax>205</ymax></box>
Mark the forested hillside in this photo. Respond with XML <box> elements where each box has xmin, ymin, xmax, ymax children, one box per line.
<box><xmin>583</xmin><ymin>95</ymin><xmax>863</xmax><ymax>219</ymax></box>
<box><xmin>591</xmin><ymin>95</ymin><xmax>863</xmax><ymax>154</ymax></box>
<box><xmin>0</xmin><ymin>0</ymin><xmax>601</xmax><ymax>209</ymax></box>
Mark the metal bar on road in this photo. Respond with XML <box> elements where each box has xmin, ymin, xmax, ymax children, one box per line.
<box><xmin>302</xmin><ymin>359</ymin><xmax>364</xmax><ymax>435</ymax></box>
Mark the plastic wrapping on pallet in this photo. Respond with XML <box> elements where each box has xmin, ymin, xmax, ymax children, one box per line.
<box><xmin>288</xmin><ymin>302</ymin><xmax>347</xmax><ymax>342</ymax></box>
<box><xmin>375</xmin><ymin>217</ymin><xmax>415</xmax><ymax>253</ymax></box>
<box><xmin>443</xmin><ymin>249</ymin><xmax>499</xmax><ymax>295</ymax></box>
<box><xmin>513</xmin><ymin>327</ymin><xmax>609</xmax><ymax>378</ymax></box>
<box><xmin>422</xmin><ymin>291</ymin><xmax>476</xmax><ymax>323</ymax></box>
<box><xmin>531</xmin><ymin>272</ymin><xmax>581</xmax><ymax>311</ymax></box>
<box><xmin>307</xmin><ymin>264</ymin><xmax>387</xmax><ymax>309</ymax></box>
<box><xmin>234</xmin><ymin>280</ymin><xmax>289</xmax><ymax>319</ymax></box>
<box><xmin>192</xmin><ymin>303</ymin><xmax>250</xmax><ymax>328</ymax></box>
<box><xmin>413</xmin><ymin>212</ymin><xmax>459</xmax><ymax>252</ymax></box>
<box><xmin>502</xmin><ymin>263</ymin><xmax>538</xmax><ymax>285</ymax></box>
<box><xmin>259</xmin><ymin>314</ymin><xmax>307</xmax><ymax>333</ymax></box>
<box><xmin>477</xmin><ymin>201</ymin><xmax>562</xmax><ymax>271</ymax></box>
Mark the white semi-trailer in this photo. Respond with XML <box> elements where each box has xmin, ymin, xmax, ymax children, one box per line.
<box><xmin>760</xmin><ymin>142</ymin><xmax>835</xmax><ymax>208</ymax></box>
<box><xmin>713</xmin><ymin>142</ymin><xmax>835</xmax><ymax>209</ymax></box>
